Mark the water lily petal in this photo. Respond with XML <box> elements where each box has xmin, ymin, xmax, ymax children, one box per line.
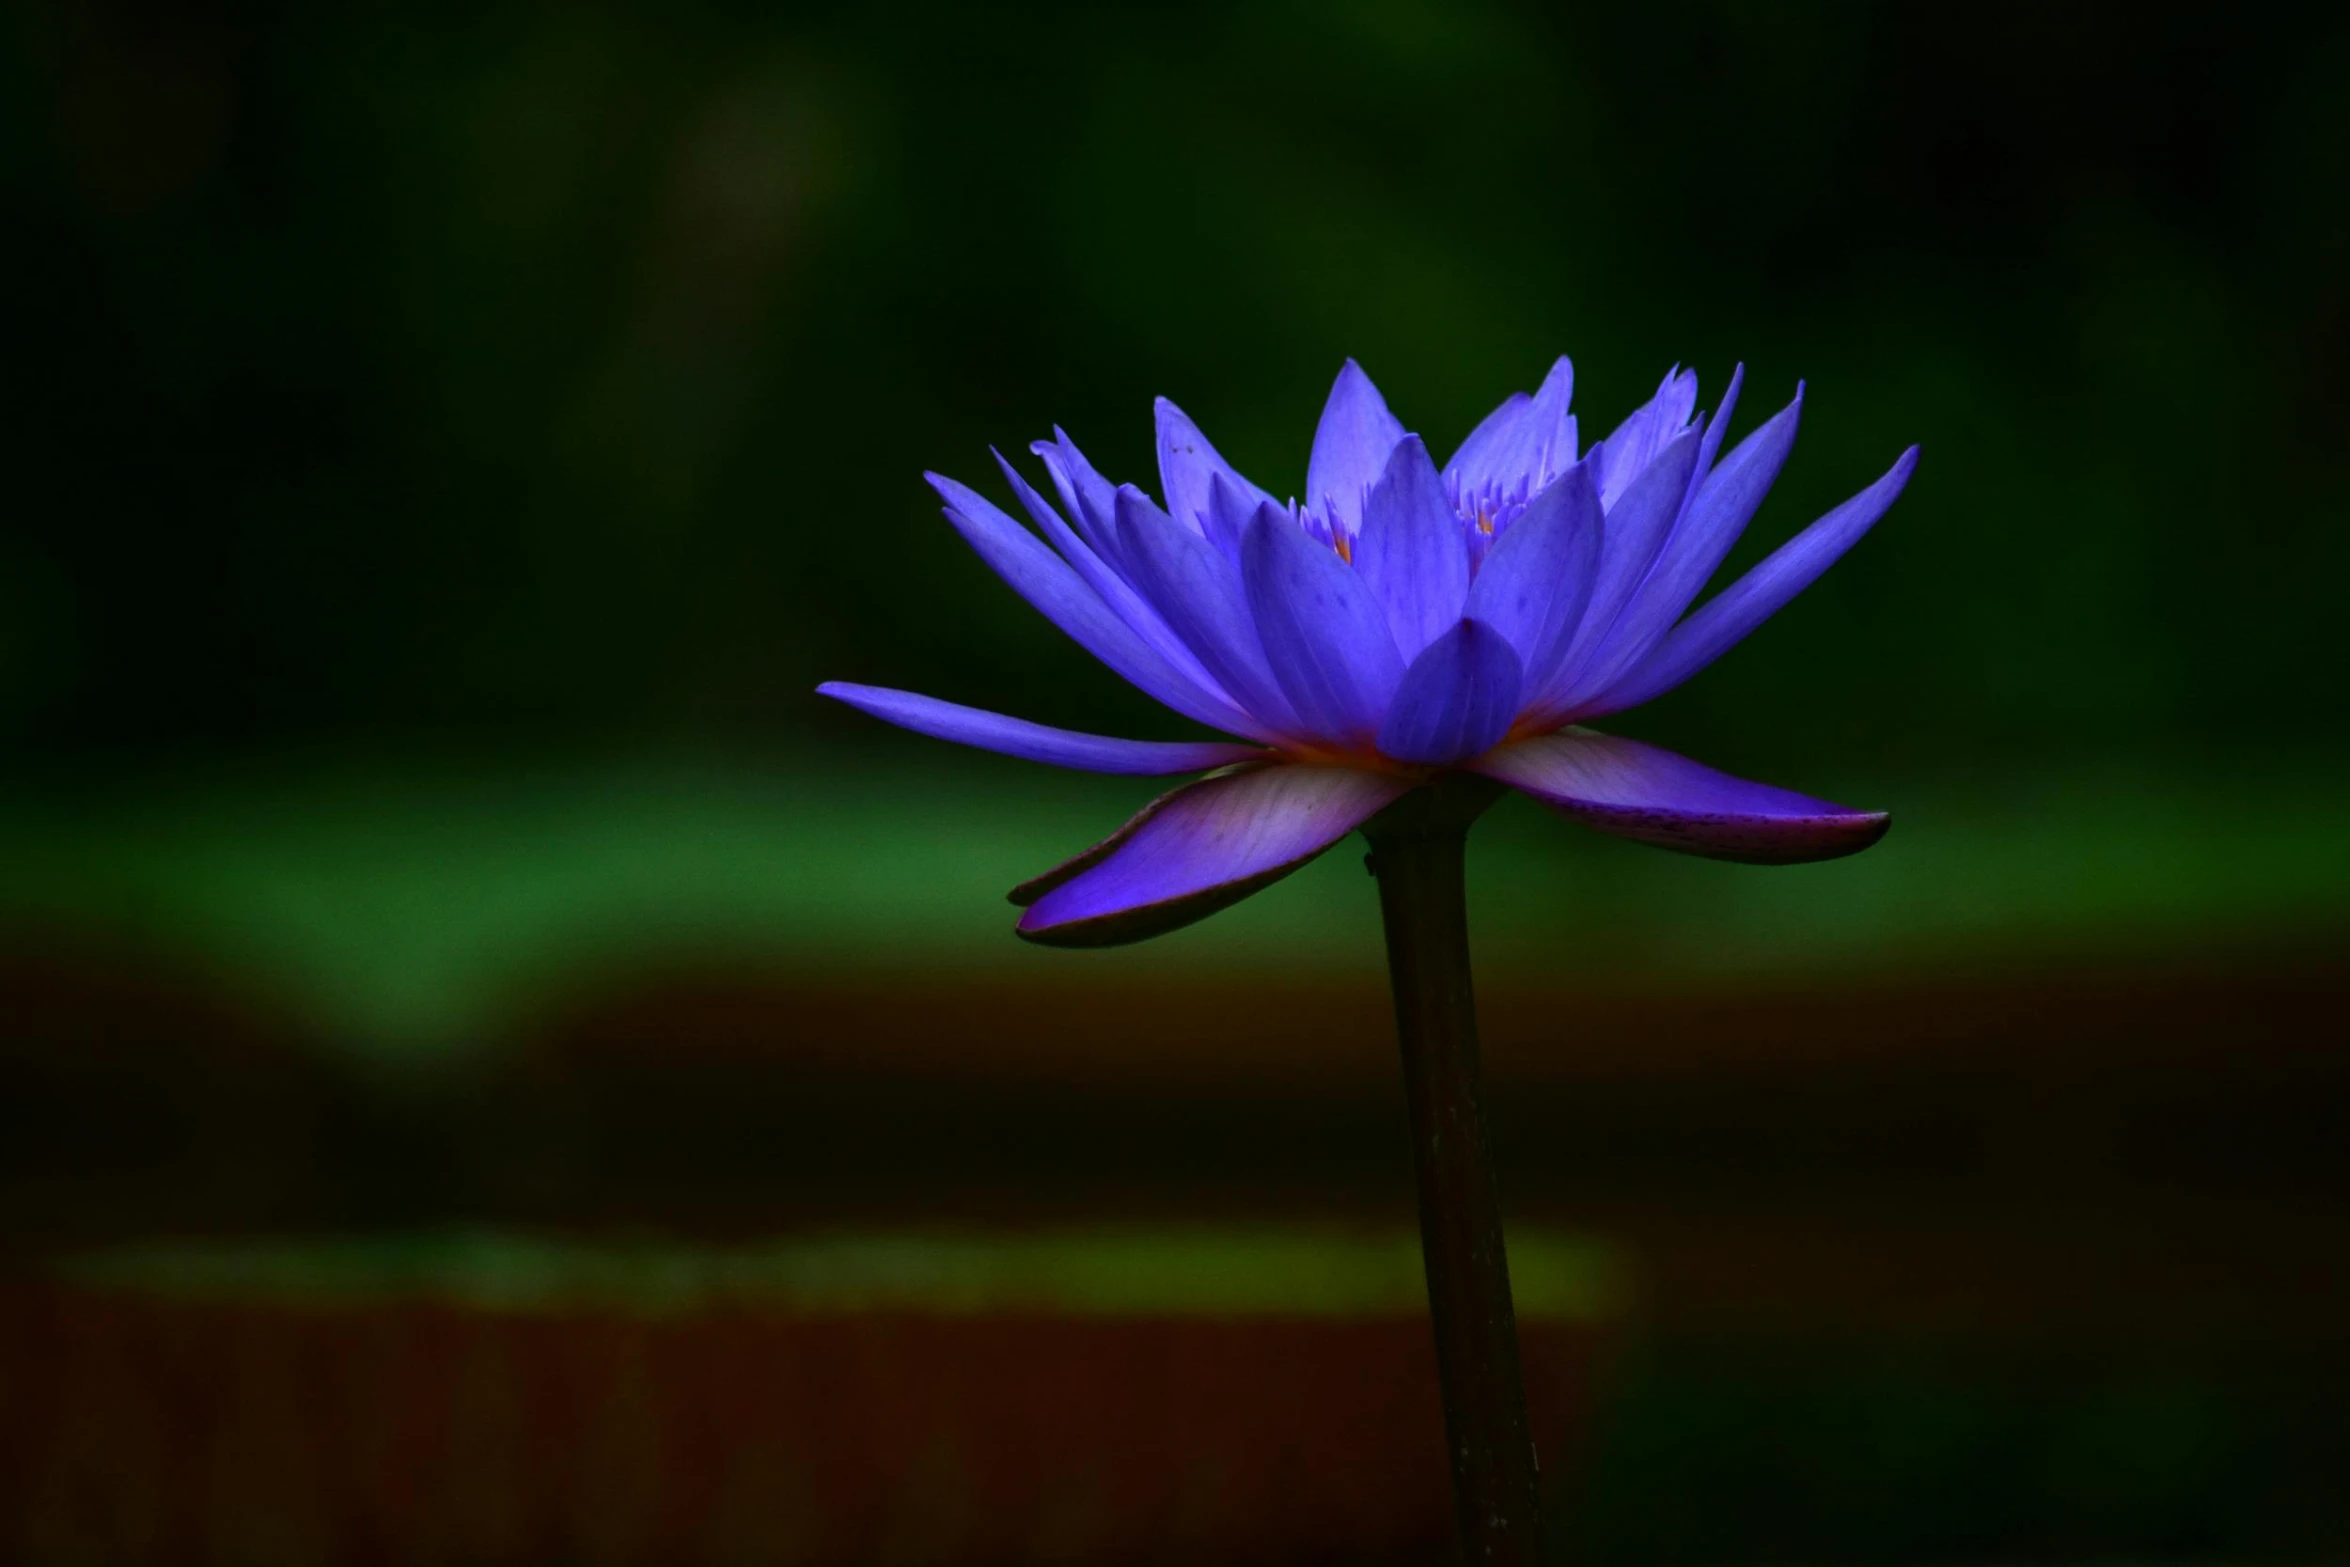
<box><xmin>1006</xmin><ymin>770</ymin><xmax>1236</xmax><ymax>907</ymax></box>
<box><xmin>1596</xmin><ymin>367</ymin><xmax>1700</xmax><ymax>510</ymax></box>
<box><xmin>1114</xmin><ymin>485</ymin><xmax>1305</xmax><ymax>736</ymax></box>
<box><xmin>1524</xmin><ymin>357</ymin><xmax>1579</xmax><ymax>480</ymax></box>
<box><xmin>819</xmin><ymin>683</ymin><xmax>1266</xmax><ymax>775</ymax></box>
<box><xmin>1030</xmin><ymin>428</ymin><xmax>1128</xmax><ymax>568</ymax></box>
<box><xmin>929</xmin><ymin>476</ymin><xmax>1267</xmax><ymax>739</ymax></box>
<box><xmin>1018</xmin><ymin>763</ymin><xmax>1411</xmax><ymax>946</ymax></box>
<box><xmin>1579</xmin><ymin>384</ymin><xmax>1802</xmax><ymax>696</ymax></box>
<box><xmin>1354</xmin><ymin>435</ymin><xmax>1473</xmax><ymax>661</ymax></box>
<box><xmin>1201</xmin><ymin>473</ymin><xmax>1257</xmax><ymax>569</ymax></box>
<box><xmin>973</xmin><ymin>457</ymin><xmax>1232</xmax><ymax>698</ymax></box>
<box><xmin>1445</xmin><ymin>356</ymin><xmax>1576</xmax><ymax>498</ymax></box>
<box><xmin>1534</xmin><ymin>425</ymin><xmax>1703</xmax><ymax>714</ymax></box>
<box><xmin>1242</xmin><ymin>500</ymin><xmax>1405</xmax><ymax>745</ymax></box>
<box><xmin>1375</xmin><ymin>617</ymin><xmax>1524</xmax><ymax>766</ymax></box>
<box><xmin>1158</xmin><ymin>398</ymin><xmax>1278</xmax><ymax>541</ymax></box>
<box><xmin>1588</xmin><ymin>446</ymin><xmax>1919</xmax><ymax>716</ymax></box>
<box><xmin>1307</xmin><ymin>359</ymin><xmax>1408</xmax><ymax>537</ymax></box>
<box><xmin>1692</xmin><ymin>362</ymin><xmax>1746</xmax><ymax>482</ymax></box>
<box><xmin>1463</xmin><ymin>458</ymin><xmax>1603</xmax><ymax>695</ymax></box>
<box><xmin>1445</xmin><ymin>391</ymin><xmax>1529</xmax><ymax>495</ymax></box>
<box><xmin>1473</xmin><ymin>727</ymin><xmax>1889</xmax><ymax>863</ymax></box>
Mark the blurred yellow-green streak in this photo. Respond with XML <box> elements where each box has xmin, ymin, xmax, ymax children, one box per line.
<box><xmin>52</xmin><ymin>1227</ymin><xmax>1619</xmax><ymax>1321</ymax></box>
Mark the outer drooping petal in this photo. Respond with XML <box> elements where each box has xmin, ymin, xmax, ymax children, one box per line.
<box><xmin>1445</xmin><ymin>356</ymin><xmax>1576</xmax><ymax>499</ymax></box>
<box><xmin>1017</xmin><ymin>763</ymin><xmax>1412</xmax><ymax>946</ymax></box>
<box><xmin>1157</xmin><ymin>398</ymin><xmax>1280</xmax><ymax>539</ymax></box>
<box><xmin>1587</xmin><ymin>446</ymin><xmax>1919</xmax><ymax>717</ymax></box>
<box><xmin>1353</xmin><ymin>435</ymin><xmax>1472</xmax><ymax>661</ymax></box>
<box><xmin>1306</xmin><ymin>359</ymin><xmax>1407</xmax><ymax>537</ymax></box>
<box><xmin>1472</xmin><ymin>728</ymin><xmax>1889</xmax><ymax>864</ymax></box>
<box><xmin>1463</xmin><ymin>459</ymin><xmax>1603</xmax><ymax>698</ymax></box>
<box><xmin>818</xmin><ymin>683</ymin><xmax>1267</xmax><ymax>775</ymax></box>
<box><xmin>1376</xmin><ymin>618</ymin><xmax>1524</xmax><ymax>766</ymax></box>
<box><xmin>1241</xmin><ymin>502</ymin><xmax>1405</xmax><ymax>746</ymax></box>
<box><xmin>929</xmin><ymin>474</ymin><xmax>1267</xmax><ymax>739</ymax></box>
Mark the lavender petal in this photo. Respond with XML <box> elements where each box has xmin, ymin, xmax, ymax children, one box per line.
<box><xmin>1306</xmin><ymin>359</ymin><xmax>1408</xmax><ymax>539</ymax></box>
<box><xmin>1473</xmin><ymin>727</ymin><xmax>1890</xmax><ymax>864</ymax></box>
<box><xmin>1242</xmin><ymin>500</ymin><xmax>1405</xmax><ymax>746</ymax></box>
<box><xmin>1157</xmin><ymin>397</ymin><xmax>1278</xmax><ymax>539</ymax></box>
<box><xmin>1114</xmin><ymin>485</ymin><xmax>1305</xmax><ymax>737</ymax></box>
<box><xmin>1374</xmin><ymin>617</ymin><xmax>1525</xmax><ymax>766</ymax></box>
<box><xmin>1463</xmin><ymin>458</ymin><xmax>1603</xmax><ymax>698</ymax></box>
<box><xmin>968</xmin><ymin>459</ymin><xmax>1230</xmax><ymax>698</ymax></box>
<box><xmin>1354</xmin><ymin>434</ymin><xmax>1473</xmax><ymax>661</ymax></box>
<box><xmin>930</xmin><ymin>478</ymin><xmax>1266</xmax><ymax>738</ymax></box>
<box><xmin>1596</xmin><ymin>367</ymin><xmax>1700</xmax><ymax>510</ymax></box>
<box><xmin>1588</xmin><ymin>446</ymin><xmax>1919</xmax><ymax>717</ymax></box>
<box><xmin>1030</xmin><ymin>428</ymin><xmax>1128</xmax><ymax>569</ymax></box>
<box><xmin>818</xmin><ymin>683</ymin><xmax>1266</xmax><ymax>774</ymax></box>
<box><xmin>1579</xmin><ymin>384</ymin><xmax>1803</xmax><ymax>697</ymax></box>
<box><xmin>1018</xmin><ymin>763</ymin><xmax>1411</xmax><ymax>946</ymax></box>
<box><xmin>1532</xmin><ymin>425</ymin><xmax>1704</xmax><ymax>716</ymax></box>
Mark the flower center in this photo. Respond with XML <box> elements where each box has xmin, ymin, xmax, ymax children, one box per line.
<box><xmin>1446</xmin><ymin>474</ymin><xmax>1543</xmax><ymax>570</ymax></box>
<box><xmin>1448</xmin><ymin>475</ymin><xmax>1533</xmax><ymax>540</ymax></box>
<box><xmin>1300</xmin><ymin>470</ymin><xmax>1543</xmax><ymax>571</ymax></box>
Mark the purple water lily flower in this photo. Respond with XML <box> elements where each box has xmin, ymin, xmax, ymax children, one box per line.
<box><xmin>822</xmin><ymin>358</ymin><xmax>1917</xmax><ymax>947</ymax></box>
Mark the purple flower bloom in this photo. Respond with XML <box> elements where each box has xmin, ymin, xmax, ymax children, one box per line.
<box><xmin>822</xmin><ymin>358</ymin><xmax>1917</xmax><ymax>946</ymax></box>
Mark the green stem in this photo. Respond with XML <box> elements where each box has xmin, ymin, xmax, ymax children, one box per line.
<box><xmin>1364</xmin><ymin>777</ymin><xmax>1543</xmax><ymax>1567</ymax></box>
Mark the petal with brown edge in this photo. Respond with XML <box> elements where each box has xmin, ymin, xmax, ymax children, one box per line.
<box><xmin>1016</xmin><ymin>764</ymin><xmax>1412</xmax><ymax>947</ymax></box>
<box><xmin>1473</xmin><ymin>727</ymin><xmax>1889</xmax><ymax>865</ymax></box>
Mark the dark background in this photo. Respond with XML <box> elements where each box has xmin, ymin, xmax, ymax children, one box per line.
<box><xmin>9</xmin><ymin>3</ymin><xmax>2345</xmax><ymax>768</ymax></box>
<box><xmin>4</xmin><ymin>3</ymin><xmax>2348</xmax><ymax>1563</ymax></box>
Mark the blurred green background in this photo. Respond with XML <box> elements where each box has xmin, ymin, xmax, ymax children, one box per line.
<box><xmin>3</xmin><ymin>3</ymin><xmax>2348</xmax><ymax>1563</ymax></box>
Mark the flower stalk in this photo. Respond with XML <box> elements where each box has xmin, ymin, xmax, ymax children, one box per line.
<box><xmin>1364</xmin><ymin>776</ymin><xmax>1543</xmax><ymax>1567</ymax></box>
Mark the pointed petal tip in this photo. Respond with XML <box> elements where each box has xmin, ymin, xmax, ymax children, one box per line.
<box><xmin>1035</xmin><ymin>425</ymin><xmax>1087</xmax><ymax>461</ymax></box>
<box><xmin>1111</xmin><ymin>482</ymin><xmax>1164</xmax><ymax>526</ymax></box>
<box><xmin>1327</xmin><ymin>357</ymin><xmax>1382</xmax><ymax>400</ymax></box>
<box><xmin>1373</xmin><ymin>431</ymin><xmax>1436</xmax><ymax>488</ymax></box>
